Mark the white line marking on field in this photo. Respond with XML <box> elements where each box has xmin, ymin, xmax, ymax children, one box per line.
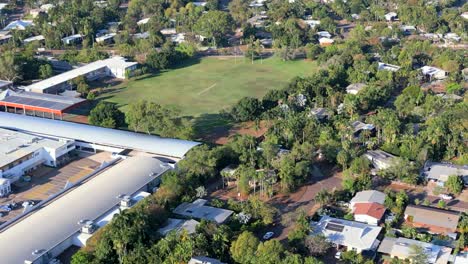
<box><xmin>198</xmin><ymin>83</ymin><xmax>217</xmax><ymax>95</ymax></box>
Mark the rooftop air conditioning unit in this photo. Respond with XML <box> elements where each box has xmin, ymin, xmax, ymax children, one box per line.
<box><xmin>120</xmin><ymin>195</ymin><xmax>133</xmax><ymax>208</ymax></box>
<box><xmin>81</xmin><ymin>221</ymin><xmax>97</xmax><ymax>234</ymax></box>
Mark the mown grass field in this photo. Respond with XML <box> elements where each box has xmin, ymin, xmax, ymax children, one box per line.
<box><xmin>101</xmin><ymin>56</ymin><xmax>319</xmax><ymax>117</ymax></box>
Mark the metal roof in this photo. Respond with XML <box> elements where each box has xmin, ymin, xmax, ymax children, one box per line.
<box><xmin>350</xmin><ymin>190</ymin><xmax>386</xmax><ymax>205</ymax></box>
<box><xmin>24</xmin><ymin>57</ymin><xmax>138</xmax><ymax>92</ymax></box>
<box><xmin>0</xmin><ymin>112</ymin><xmax>200</xmax><ymax>158</ymax></box>
<box><xmin>0</xmin><ymin>89</ymin><xmax>85</xmax><ymax>111</ymax></box>
<box><xmin>404</xmin><ymin>205</ymin><xmax>460</xmax><ymax>232</ymax></box>
<box><xmin>0</xmin><ymin>156</ymin><xmax>168</xmax><ymax>264</ymax></box>
<box><xmin>312</xmin><ymin>215</ymin><xmax>382</xmax><ymax>251</ymax></box>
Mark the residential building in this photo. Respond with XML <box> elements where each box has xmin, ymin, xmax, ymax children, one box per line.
<box><xmin>384</xmin><ymin>12</ymin><xmax>398</xmax><ymax>21</ymax></box>
<box><xmin>0</xmin><ymin>33</ymin><xmax>12</xmax><ymax>45</ymax></box>
<box><xmin>0</xmin><ymin>112</ymin><xmax>200</xmax><ymax>159</ymax></box>
<box><xmin>319</xmin><ymin>37</ymin><xmax>334</xmax><ymax>46</ymax></box>
<box><xmin>0</xmin><ymin>127</ymin><xmax>75</xmax><ymax>182</ymax></box>
<box><xmin>24</xmin><ymin>57</ymin><xmax>138</xmax><ymax>94</ymax></box>
<box><xmin>462</xmin><ymin>12</ymin><xmax>468</xmax><ymax>20</ymax></box>
<box><xmin>158</xmin><ymin>218</ymin><xmax>200</xmax><ymax>236</ymax></box>
<box><xmin>3</xmin><ymin>20</ymin><xmax>33</xmax><ymax>31</ymax></box>
<box><xmin>352</xmin><ymin>203</ymin><xmax>386</xmax><ymax>225</ymax></box>
<box><xmin>364</xmin><ymin>150</ymin><xmax>397</xmax><ymax>170</ymax></box>
<box><xmin>308</xmin><ymin>107</ymin><xmax>332</xmax><ymax>121</ymax></box>
<box><xmin>173</xmin><ymin>199</ymin><xmax>234</xmax><ymax>224</ymax></box>
<box><xmin>404</xmin><ymin>205</ymin><xmax>460</xmax><ymax>236</ymax></box>
<box><xmin>40</xmin><ymin>4</ymin><xmax>55</xmax><ymax>12</ymax></box>
<box><xmin>137</xmin><ymin>18</ymin><xmax>150</xmax><ymax>25</ymax></box>
<box><xmin>423</xmin><ymin>162</ymin><xmax>468</xmax><ymax>186</ymax></box>
<box><xmin>444</xmin><ymin>33</ymin><xmax>461</xmax><ymax>42</ymax></box>
<box><xmin>401</xmin><ymin>25</ymin><xmax>417</xmax><ymax>35</ymax></box>
<box><xmin>346</xmin><ymin>83</ymin><xmax>367</xmax><ymax>95</ymax></box>
<box><xmin>0</xmin><ymin>156</ymin><xmax>170</xmax><ymax>264</ymax></box>
<box><xmin>23</xmin><ymin>35</ymin><xmax>45</xmax><ymax>44</ymax></box>
<box><xmin>351</xmin><ymin>121</ymin><xmax>375</xmax><ymax>137</ymax></box>
<box><xmin>311</xmin><ymin>215</ymin><xmax>382</xmax><ymax>253</ymax></box>
<box><xmin>303</xmin><ymin>19</ymin><xmax>320</xmax><ymax>28</ymax></box>
<box><xmin>95</xmin><ymin>33</ymin><xmax>116</xmax><ymax>44</ymax></box>
<box><xmin>349</xmin><ymin>190</ymin><xmax>385</xmax><ymax>208</ymax></box>
<box><xmin>62</xmin><ymin>34</ymin><xmax>83</xmax><ymax>45</ymax></box>
<box><xmin>317</xmin><ymin>31</ymin><xmax>332</xmax><ymax>38</ymax></box>
<box><xmin>420</xmin><ymin>66</ymin><xmax>448</xmax><ymax>81</ymax></box>
<box><xmin>189</xmin><ymin>256</ymin><xmax>226</xmax><ymax>264</ymax></box>
<box><xmin>378</xmin><ymin>62</ymin><xmax>401</xmax><ymax>72</ymax></box>
<box><xmin>193</xmin><ymin>2</ymin><xmax>207</xmax><ymax>7</ymax></box>
<box><xmin>378</xmin><ymin>237</ymin><xmax>452</xmax><ymax>264</ymax></box>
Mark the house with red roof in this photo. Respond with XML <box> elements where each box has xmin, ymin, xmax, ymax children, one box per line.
<box><xmin>352</xmin><ymin>202</ymin><xmax>386</xmax><ymax>225</ymax></box>
<box><xmin>350</xmin><ymin>190</ymin><xmax>386</xmax><ymax>225</ymax></box>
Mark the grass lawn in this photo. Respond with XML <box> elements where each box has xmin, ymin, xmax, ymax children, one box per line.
<box><xmin>101</xmin><ymin>56</ymin><xmax>319</xmax><ymax>117</ymax></box>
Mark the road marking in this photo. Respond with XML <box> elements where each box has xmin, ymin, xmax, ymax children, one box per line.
<box><xmin>198</xmin><ymin>83</ymin><xmax>217</xmax><ymax>95</ymax></box>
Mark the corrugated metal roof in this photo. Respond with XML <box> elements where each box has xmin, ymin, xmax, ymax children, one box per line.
<box><xmin>0</xmin><ymin>112</ymin><xmax>199</xmax><ymax>158</ymax></box>
<box><xmin>0</xmin><ymin>156</ymin><xmax>168</xmax><ymax>264</ymax></box>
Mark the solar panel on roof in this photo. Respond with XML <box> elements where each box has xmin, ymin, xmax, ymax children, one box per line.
<box><xmin>325</xmin><ymin>223</ymin><xmax>344</xmax><ymax>232</ymax></box>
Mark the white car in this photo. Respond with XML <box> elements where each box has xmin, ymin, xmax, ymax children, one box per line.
<box><xmin>263</xmin><ymin>232</ymin><xmax>274</xmax><ymax>240</ymax></box>
<box><xmin>335</xmin><ymin>251</ymin><xmax>342</xmax><ymax>259</ymax></box>
<box><xmin>439</xmin><ymin>194</ymin><xmax>454</xmax><ymax>200</ymax></box>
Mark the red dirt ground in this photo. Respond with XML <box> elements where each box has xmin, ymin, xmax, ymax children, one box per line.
<box><xmin>207</xmin><ymin>120</ymin><xmax>271</xmax><ymax>145</ymax></box>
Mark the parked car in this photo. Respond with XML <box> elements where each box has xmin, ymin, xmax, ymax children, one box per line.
<box><xmin>263</xmin><ymin>232</ymin><xmax>274</xmax><ymax>240</ymax></box>
<box><xmin>439</xmin><ymin>194</ymin><xmax>454</xmax><ymax>200</ymax></box>
<box><xmin>335</xmin><ymin>251</ymin><xmax>342</xmax><ymax>259</ymax></box>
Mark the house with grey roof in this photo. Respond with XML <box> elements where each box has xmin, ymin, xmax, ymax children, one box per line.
<box><xmin>158</xmin><ymin>218</ymin><xmax>200</xmax><ymax>236</ymax></box>
<box><xmin>309</xmin><ymin>107</ymin><xmax>332</xmax><ymax>121</ymax></box>
<box><xmin>173</xmin><ymin>199</ymin><xmax>234</xmax><ymax>224</ymax></box>
<box><xmin>346</xmin><ymin>83</ymin><xmax>367</xmax><ymax>95</ymax></box>
<box><xmin>378</xmin><ymin>237</ymin><xmax>452</xmax><ymax>264</ymax></box>
<box><xmin>349</xmin><ymin>190</ymin><xmax>386</xmax><ymax>209</ymax></box>
<box><xmin>404</xmin><ymin>205</ymin><xmax>460</xmax><ymax>236</ymax></box>
<box><xmin>422</xmin><ymin>161</ymin><xmax>468</xmax><ymax>186</ymax></box>
<box><xmin>364</xmin><ymin>150</ymin><xmax>398</xmax><ymax>170</ymax></box>
<box><xmin>311</xmin><ymin>215</ymin><xmax>382</xmax><ymax>253</ymax></box>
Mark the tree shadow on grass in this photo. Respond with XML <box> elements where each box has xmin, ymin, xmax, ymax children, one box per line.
<box><xmin>192</xmin><ymin>113</ymin><xmax>234</xmax><ymax>143</ymax></box>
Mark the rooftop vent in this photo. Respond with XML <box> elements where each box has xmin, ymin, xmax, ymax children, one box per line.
<box><xmin>31</xmin><ymin>249</ymin><xmax>46</xmax><ymax>255</ymax></box>
<box><xmin>81</xmin><ymin>220</ymin><xmax>97</xmax><ymax>234</ymax></box>
<box><xmin>120</xmin><ymin>195</ymin><xmax>133</xmax><ymax>208</ymax></box>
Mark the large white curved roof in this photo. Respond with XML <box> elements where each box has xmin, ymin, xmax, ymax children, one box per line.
<box><xmin>0</xmin><ymin>112</ymin><xmax>199</xmax><ymax>158</ymax></box>
<box><xmin>0</xmin><ymin>156</ymin><xmax>168</xmax><ymax>264</ymax></box>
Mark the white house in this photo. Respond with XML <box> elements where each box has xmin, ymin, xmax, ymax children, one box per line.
<box><xmin>462</xmin><ymin>12</ymin><xmax>468</xmax><ymax>20</ymax></box>
<box><xmin>317</xmin><ymin>31</ymin><xmax>332</xmax><ymax>38</ymax></box>
<box><xmin>378</xmin><ymin>237</ymin><xmax>452</xmax><ymax>264</ymax></box>
<box><xmin>420</xmin><ymin>66</ymin><xmax>447</xmax><ymax>81</ymax></box>
<box><xmin>364</xmin><ymin>150</ymin><xmax>397</xmax><ymax>170</ymax></box>
<box><xmin>444</xmin><ymin>33</ymin><xmax>461</xmax><ymax>43</ymax></box>
<box><xmin>319</xmin><ymin>37</ymin><xmax>334</xmax><ymax>46</ymax></box>
<box><xmin>311</xmin><ymin>216</ymin><xmax>382</xmax><ymax>253</ymax></box>
<box><xmin>378</xmin><ymin>62</ymin><xmax>401</xmax><ymax>72</ymax></box>
<box><xmin>3</xmin><ymin>20</ymin><xmax>33</xmax><ymax>31</ymax></box>
<box><xmin>137</xmin><ymin>18</ymin><xmax>150</xmax><ymax>25</ymax></box>
<box><xmin>346</xmin><ymin>83</ymin><xmax>367</xmax><ymax>95</ymax></box>
<box><xmin>23</xmin><ymin>35</ymin><xmax>45</xmax><ymax>44</ymax></box>
<box><xmin>62</xmin><ymin>34</ymin><xmax>83</xmax><ymax>45</ymax></box>
<box><xmin>384</xmin><ymin>12</ymin><xmax>398</xmax><ymax>21</ymax></box>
